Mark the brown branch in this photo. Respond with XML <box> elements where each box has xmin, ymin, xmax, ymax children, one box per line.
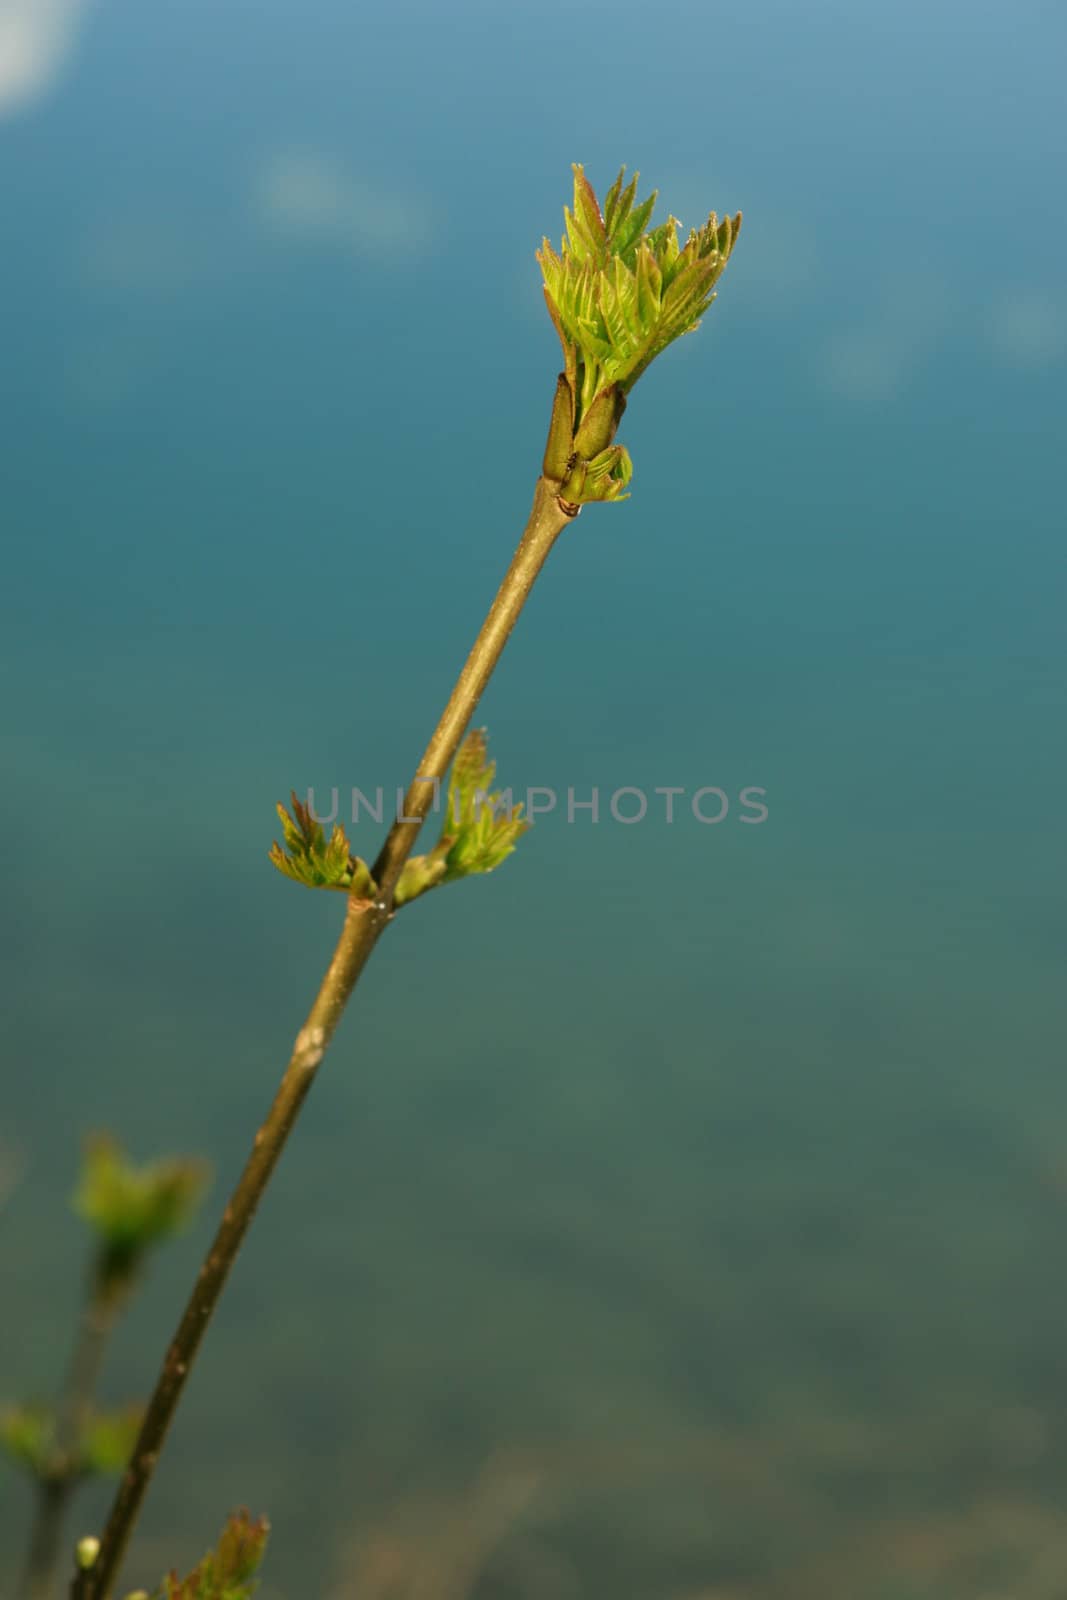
<box><xmin>21</xmin><ymin>1271</ymin><xmax>121</xmax><ymax>1600</ymax></box>
<box><xmin>72</xmin><ymin>476</ymin><xmax>570</xmax><ymax>1599</ymax></box>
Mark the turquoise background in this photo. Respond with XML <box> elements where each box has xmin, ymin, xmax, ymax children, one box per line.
<box><xmin>2</xmin><ymin>1</ymin><xmax>1066</xmax><ymax>1594</ymax></box>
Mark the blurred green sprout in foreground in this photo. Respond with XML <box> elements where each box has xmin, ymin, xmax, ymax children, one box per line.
<box><xmin>1</xmin><ymin>1403</ymin><xmax>143</xmax><ymax>1485</ymax></box>
<box><xmin>153</xmin><ymin>1509</ymin><xmax>270</xmax><ymax>1600</ymax></box>
<box><xmin>72</xmin><ymin>1510</ymin><xmax>268</xmax><ymax>1600</ymax></box>
<box><xmin>77</xmin><ymin>1134</ymin><xmax>210</xmax><ymax>1299</ymax></box>
<box><xmin>2</xmin><ymin>1137</ymin><xmax>211</xmax><ymax>1598</ymax></box>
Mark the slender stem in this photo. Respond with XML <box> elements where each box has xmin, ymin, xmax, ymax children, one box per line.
<box><xmin>21</xmin><ymin>1270</ymin><xmax>121</xmax><ymax>1600</ymax></box>
<box><xmin>370</xmin><ymin>480</ymin><xmax>572</xmax><ymax>896</ymax></box>
<box><xmin>22</xmin><ymin>1482</ymin><xmax>67</xmax><ymax>1600</ymax></box>
<box><xmin>72</xmin><ymin>477</ymin><xmax>570</xmax><ymax>1600</ymax></box>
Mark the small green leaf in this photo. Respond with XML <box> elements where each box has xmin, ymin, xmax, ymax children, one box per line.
<box><xmin>565</xmin><ymin>164</ymin><xmax>608</xmax><ymax>262</ymax></box>
<box><xmin>269</xmin><ymin>792</ymin><xmax>375</xmax><ymax>896</ymax></box>
<box><xmin>395</xmin><ymin>729</ymin><xmax>528</xmax><ymax>908</ymax></box>
<box><xmin>601</xmin><ymin>168</ymin><xmax>628</xmax><ymax>234</ymax></box>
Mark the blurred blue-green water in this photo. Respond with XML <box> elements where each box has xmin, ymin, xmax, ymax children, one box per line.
<box><xmin>1</xmin><ymin>0</ymin><xmax>1066</xmax><ymax>1594</ymax></box>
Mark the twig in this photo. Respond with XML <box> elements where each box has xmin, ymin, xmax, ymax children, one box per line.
<box><xmin>21</xmin><ymin>1276</ymin><xmax>121</xmax><ymax>1600</ymax></box>
<box><xmin>73</xmin><ymin>476</ymin><xmax>570</xmax><ymax>1599</ymax></box>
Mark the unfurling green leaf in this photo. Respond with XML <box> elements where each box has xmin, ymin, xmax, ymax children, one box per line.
<box><xmin>395</xmin><ymin>728</ymin><xmax>528</xmax><ymax>908</ymax></box>
<box><xmin>76</xmin><ymin>1135</ymin><xmax>209</xmax><ymax>1295</ymax></box>
<box><xmin>538</xmin><ymin>164</ymin><xmax>741</xmax><ymax>506</ymax></box>
<box><xmin>269</xmin><ymin>791</ymin><xmax>376</xmax><ymax>895</ymax></box>
<box><xmin>156</xmin><ymin>1509</ymin><xmax>269</xmax><ymax>1600</ymax></box>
